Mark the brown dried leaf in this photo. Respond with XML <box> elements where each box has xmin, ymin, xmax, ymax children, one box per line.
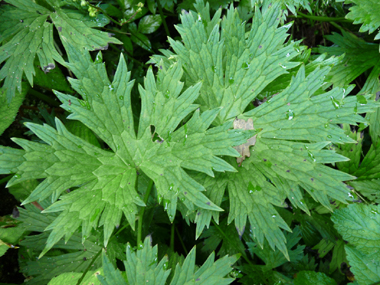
<box><xmin>233</xmin><ymin>118</ymin><xmax>257</xmax><ymax>165</ymax></box>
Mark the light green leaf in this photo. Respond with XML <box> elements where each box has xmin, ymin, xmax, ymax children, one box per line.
<box><xmin>294</xmin><ymin>271</ymin><xmax>337</xmax><ymax>285</ymax></box>
<box><xmin>150</xmin><ymin>0</ymin><xmax>379</xmax><ymax>258</ymax></box>
<box><xmin>170</xmin><ymin>247</ymin><xmax>238</xmax><ymax>285</ymax></box>
<box><xmin>0</xmin><ymin>0</ymin><xmax>121</xmax><ymax>102</ymax></box>
<box><xmin>48</xmin><ymin>269</ymin><xmax>103</xmax><ymax>285</ymax></box>
<box><xmin>0</xmin><ymin>41</ymin><xmax>254</xmax><ymax>255</ymax></box>
<box><xmin>138</xmin><ymin>15</ymin><xmax>162</xmax><ymax>34</ymax></box>
<box><xmin>337</xmin><ymin>0</ymin><xmax>380</xmax><ymax>41</ymax></box>
<box><xmin>0</xmin><ymin>83</ymin><xmax>28</xmax><ymax>136</ymax></box>
<box><xmin>332</xmin><ymin>204</ymin><xmax>380</xmax><ymax>285</ymax></box>
<box><xmin>8</xmin><ymin>179</ymin><xmax>38</xmax><ymax>202</ymax></box>
<box><xmin>344</xmin><ymin>245</ymin><xmax>380</xmax><ymax>285</ymax></box>
<box><xmin>99</xmin><ymin>236</ymin><xmax>238</xmax><ymax>285</ymax></box>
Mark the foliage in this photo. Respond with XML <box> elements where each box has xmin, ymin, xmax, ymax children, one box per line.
<box><xmin>1</xmin><ymin>0</ymin><xmax>380</xmax><ymax>284</ymax></box>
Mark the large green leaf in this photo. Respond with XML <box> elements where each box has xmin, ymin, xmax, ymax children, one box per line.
<box><xmin>149</xmin><ymin>0</ymin><xmax>380</xmax><ymax>259</ymax></box>
<box><xmin>332</xmin><ymin>204</ymin><xmax>380</xmax><ymax>285</ymax></box>
<box><xmin>0</xmin><ymin>42</ymin><xmax>254</xmax><ymax>255</ymax></box>
<box><xmin>0</xmin><ymin>0</ymin><xmax>121</xmax><ymax>102</ymax></box>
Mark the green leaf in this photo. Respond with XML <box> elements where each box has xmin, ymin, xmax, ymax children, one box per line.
<box><xmin>317</xmin><ymin>31</ymin><xmax>380</xmax><ymax>88</ymax></box>
<box><xmin>48</xmin><ymin>269</ymin><xmax>103</xmax><ymax>285</ymax></box>
<box><xmin>17</xmin><ymin>199</ymin><xmax>105</xmax><ymax>284</ymax></box>
<box><xmin>0</xmin><ymin>0</ymin><xmax>121</xmax><ymax>102</ymax></box>
<box><xmin>8</xmin><ymin>179</ymin><xmax>38</xmax><ymax>201</ymax></box>
<box><xmin>201</xmin><ymin>218</ymin><xmax>247</xmax><ymax>258</ymax></box>
<box><xmin>0</xmin><ymin>83</ymin><xmax>28</xmax><ymax>136</ymax></box>
<box><xmin>294</xmin><ymin>271</ymin><xmax>337</xmax><ymax>285</ymax></box>
<box><xmin>247</xmin><ymin>226</ymin><xmax>305</xmax><ymax>269</ymax></box>
<box><xmin>0</xmin><ymin>41</ymin><xmax>254</xmax><ymax>255</ymax></box>
<box><xmin>336</xmin><ymin>124</ymin><xmax>363</xmax><ymax>174</ymax></box>
<box><xmin>99</xmin><ymin>236</ymin><xmax>238</xmax><ymax>285</ymax></box>
<box><xmin>337</xmin><ymin>0</ymin><xmax>380</xmax><ymax>41</ymax></box>
<box><xmin>150</xmin><ymin>0</ymin><xmax>379</xmax><ymax>259</ymax></box>
<box><xmin>138</xmin><ymin>15</ymin><xmax>162</xmax><ymax>34</ymax></box>
<box><xmin>33</xmin><ymin>63</ymin><xmax>73</xmax><ymax>93</ymax></box>
<box><xmin>170</xmin><ymin>247</ymin><xmax>238</xmax><ymax>285</ymax></box>
<box><xmin>332</xmin><ymin>204</ymin><xmax>380</xmax><ymax>285</ymax></box>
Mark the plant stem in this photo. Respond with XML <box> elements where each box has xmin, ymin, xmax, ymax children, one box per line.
<box><xmin>88</xmin><ymin>4</ymin><xmax>122</xmax><ymax>26</ymax></box>
<box><xmin>0</xmin><ymin>175</ymin><xmax>13</xmax><ymax>185</ymax></box>
<box><xmin>175</xmin><ymin>226</ymin><xmax>188</xmax><ymax>255</ymax></box>
<box><xmin>28</xmin><ymin>89</ymin><xmax>60</xmax><ymax>107</ymax></box>
<box><xmin>76</xmin><ymin>248</ymin><xmax>102</xmax><ymax>285</ymax></box>
<box><xmin>170</xmin><ymin>223</ymin><xmax>175</xmax><ymax>251</ymax></box>
<box><xmin>109</xmin><ymin>43</ymin><xmax>145</xmax><ymax>67</ymax></box>
<box><xmin>289</xmin><ymin>12</ymin><xmax>351</xmax><ymax>23</ymax></box>
<box><xmin>137</xmin><ymin>179</ymin><xmax>154</xmax><ymax>245</ymax></box>
<box><xmin>157</xmin><ymin>0</ymin><xmax>170</xmax><ymax>37</ymax></box>
<box><xmin>211</xmin><ymin>220</ymin><xmax>253</xmax><ymax>266</ymax></box>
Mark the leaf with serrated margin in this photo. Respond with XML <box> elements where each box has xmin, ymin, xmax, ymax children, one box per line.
<box><xmin>336</xmin><ymin>0</ymin><xmax>380</xmax><ymax>41</ymax></box>
<box><xmin>332</xmin><ymin>204</ymin><xmax>380</xmax><ymax>285</ymax></box>
<box><xmin>0</xmin><ymin>0</ymin><xmax>121</xmax><ymax>102</ymax></box>
<box><xmin>0</xmin><ymin>43</ymin><xmax>255</xmax><ymax>256</ymax></box>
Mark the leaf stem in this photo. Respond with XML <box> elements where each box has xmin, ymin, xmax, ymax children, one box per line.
<box><xmin>76</xmin><ymin>248</ymin><xmax>102</xmax><ymax>285</ymax></box>
<box><xmin>0</xmin><ymin>175</ymin><xmax>13</xmax><ymax>185</ymax></box>
<box><xmin>211</xmin><ymin>220</ymin><xmax>253</xmax><ymax>266</ymax></box>
<box><xmin>175</xmin><ymin>226</ymin><xmax>188</xmax><ymax>255</ymax></box>
<box><xmin>88</xmin><ymin>4</ymin><xmax>122</xmax><ymax>26</ymax></box>
<box><xmin>289</xmin><ymin>12</ymin><xmax>351</xmax><ymax>23</ymax></box>
<box><xmin>157</xmin><ymin>0</ymin><xmax>170</xmax><ymax>37</ymax></box>
<box><xmin>170</xmin><ymin>223</ymin><xmax>175</xmax><ymax>251</ymax></box>
<box><xmin>137</xmin><ymin>179</ymin><xmax>154</xmax><ymax>245</ymax></box>
<box><xmin>28</xmin><ymin>89</ymin><xmax>60</xmax><ymax>107</ymax></box>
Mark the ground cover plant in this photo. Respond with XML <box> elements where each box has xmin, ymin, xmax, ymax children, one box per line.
<box><xmin>0</xmin><ymin>0</ymin><xmax>380</xmax><ymax>284</ymax></box>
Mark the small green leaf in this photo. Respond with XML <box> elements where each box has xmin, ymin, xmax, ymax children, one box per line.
<box><xmin>332</xmin><ymin>204</ymin><xmax>380</xmax><ymax>285</ymax></box>
<box><xmin>0</xmin><ymin>83</ymin><xmax>28</xmax><ymax>135</ymax></box>
<box><xmin>294</xmin><ymin>271</ymin><xmax>337</xmax><ymax>285</ymax></box>
<box><xmin>138</xmin><ymin>15</ymin><xmax>162</xmax><ymax>34</ymax></box>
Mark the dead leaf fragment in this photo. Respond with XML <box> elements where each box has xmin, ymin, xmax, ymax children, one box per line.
<box><xmin>233</xmin><ymin>118</ymin><xmax>257</xmax><ymax>165</ymax></box>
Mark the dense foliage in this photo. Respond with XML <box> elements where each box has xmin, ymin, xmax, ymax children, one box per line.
<box><xmin>1</xmin><ymin>0</ymin><xmax>380</xmax><ymax>284</ymax></box>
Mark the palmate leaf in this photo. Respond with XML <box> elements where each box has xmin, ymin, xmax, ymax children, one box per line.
<box><xmin>336</xmin><ymin>0</ymin><xmax>380</xmax><ymax>42</ymax></box>
<box><xmin>98</xmin><ymin>236</ymin><xmax>238</xmax><ymax>285</ymax></box>
<box><xmin>332</xmin><ymin>204</ymin><xmax>380</xmax><ymax>285</ymax></box>
<box><xmin>0</xmin><ymin>0</ymin><xmax>121</xmax><ymax>102</ymax></box>
<box><xmin>0</xmin><ymin>42</ymin><xmax>254</xmax><ymax>255</ymax></box>
<box><xmin>17</xmin><ymin>199</ymin><xmax>106</xmax><ymax>284</ymax></box>
<box><xmin>150</xmin><ymin>0</ymin><xmax>380</xmax><ymax>259</ymax></box>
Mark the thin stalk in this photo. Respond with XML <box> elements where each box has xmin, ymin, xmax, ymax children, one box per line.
<box><xmin>88</xmin><ymin>4</ymin><xmax>122</xmax><ymax>26</ymax></box>
<box><xmin>76</xmin><ymin>248</ymin><xmax>102</xmax><ymax>285</ymax></box>
<box><xmin>137</xmin><ymin>179</ymin><xmax>154</xmax><ymax>245</ymax></box>
<box><xmin>0</xmin><ymin>175</ymin><xmax>13</xmax><ymax>185</ymax></box>
<box><xmin>329</xmin><ymin>21</ymin><xmax>345</xmax><ymax>32</ymax></box>
<box><xmin>170</xmin><ymin>223</ymin><xmax>175</xmax><ymax>251</ymax></box>
<box><xmin>290</xmin><ymin>12</ymin><xmax>351</xmax><ymax>23</ymax></box>
<box><xmin>28</xmin><ymin>89</ymin><xmax>60</xmax><ymax>107</ymax></box>
<box><xmin>211</xmin><ymin>220</ymin><xmax>253</xmax><ymax>266</ymax></box>
<box><xmin>175</xmin><ymin>226</ymin><xmax>188</xmax><ymax>255</ymax></box>
<box><xmin>157</xmin><ymin>0</ymin><xmax>170</xmax><ymax>37</ymax></box>
<box><xmin>109</xmin><ymin>43</ymin><xmax>145</xmax><ymax>67</ymax></box>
